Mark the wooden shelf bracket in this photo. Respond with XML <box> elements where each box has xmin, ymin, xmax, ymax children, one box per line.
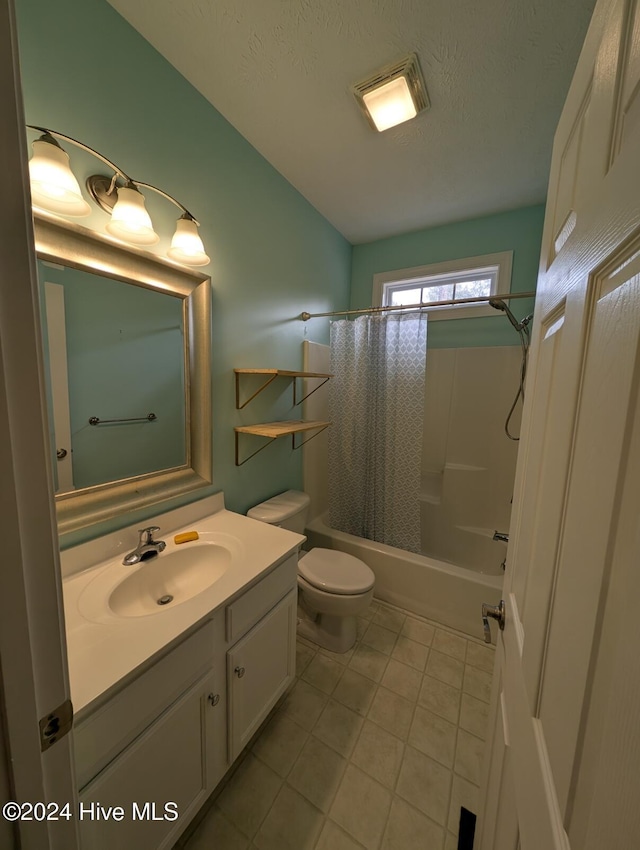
<box><xmin>234</xmin><ymin>369</ymin><xmax>332</xmax><ymax>410</ymax></box>
<box><xmin>293</xmin><ymin>375</ymin><xmax>332</xmax><ymax>406</ymax></box>
<box><xmin>292</xmin><ymin>423</ymin><xmax>330</xmax><ymax>450</ymax></box>
<box><xmin>235</xmin><ymin>371</ymin><xmax>279</xmax><ymax>409</ymax></box>
<box><xmin>234</xmin><ymin>434</ymin><xmax>277</xmax><ymax>466</ymax></box>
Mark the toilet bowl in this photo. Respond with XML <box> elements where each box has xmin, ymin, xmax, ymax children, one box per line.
<box><xmin>247</xmin><ymin>491</ymin><xmax>375</xmax><ymax>653</ymax></box>
<box><xmin>296</xmin><ymin>548</ymin><xmax>375</xmax><ymax>652</ymax></box>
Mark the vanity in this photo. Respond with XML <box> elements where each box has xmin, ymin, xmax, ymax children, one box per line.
<box><xmin>63</xmin><ymin>493</ymin><xmax>303</xmax><ymax>849</ymax></box>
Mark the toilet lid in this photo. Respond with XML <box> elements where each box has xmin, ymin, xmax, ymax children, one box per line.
<box><xmin>299</xmin><ymin>549</ymin><xmax>375</xmax><ymax>595</ymax></box>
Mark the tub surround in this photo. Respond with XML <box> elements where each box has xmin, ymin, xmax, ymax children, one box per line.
<box><xmin>62</xmin><ymin>493</ymin><xmax>304</xmax><ymax>715</ymax></box>
<box><xmin>420</xmin><ymin>345</ymin><xmax>520</xmax><ymax>573</ymax></box>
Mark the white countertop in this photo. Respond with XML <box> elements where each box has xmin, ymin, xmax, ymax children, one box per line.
<box><xmin>63</xmin><ymin>503</ymin><xmax>304</xmax><ymax>716</ymax></box>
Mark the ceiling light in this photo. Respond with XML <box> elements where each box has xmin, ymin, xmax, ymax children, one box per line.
<box><xmin>363</xmin><ymin>78</ymin><xmax>416</xmax><ymax>132</ymax></box>
<box><xmin>168</xmin><ymin>215</ymin><xmax>210</xmax><ymax>267</ymax></box>
<box><xmin>26</xmin><ymin>125</ymin><xmax>211</xmax><ymax>267</ymax></box>
<box><xmin>353</xmin><ymin>54</ymin><xmax>429</xmax><ymax>132</ymax></box>
<box><xmin>28</xmin><ymin>134</ymin><xmax>91</xmax><ymax>217</ymax></box>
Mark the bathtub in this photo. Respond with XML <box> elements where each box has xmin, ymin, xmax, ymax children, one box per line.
<box><xmin>305</xmin><ymin>514</ymin><xmax>503</xmax><ymax>642</ymax></box>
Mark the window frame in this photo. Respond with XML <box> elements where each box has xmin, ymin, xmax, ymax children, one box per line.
<box><xmin>372</xmin><ymin>251</ymin><xmax>513</xmax><ymax>321</ymax></box>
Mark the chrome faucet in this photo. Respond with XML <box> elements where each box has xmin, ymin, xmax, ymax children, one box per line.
<box><xmin>493</xmin><ymin>531</ymin><xmax>509</xmax><ymax>543</ymax></box>
<box><xmin>123</xmin><ymin>526</ymin><xmax>166</xmax><ymax>566</ymax></box>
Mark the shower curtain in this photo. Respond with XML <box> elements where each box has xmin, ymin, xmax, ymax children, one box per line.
<box><xmin>328</xmin><ymin>312</ymin><xmax>427</xmax><ymax>554</ymax></box>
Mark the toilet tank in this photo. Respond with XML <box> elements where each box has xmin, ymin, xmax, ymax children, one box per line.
<box><xmin>247</xmin><ymin>490</ymin><xmax>311</xmax><ymax>534</ymax></box>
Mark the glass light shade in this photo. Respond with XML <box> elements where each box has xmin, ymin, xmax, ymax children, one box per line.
<box><xmin>106</xmin><ymin>186</ymin><xmax>159</xmax><ymax>246</ymax></box>
<box><xmin>167</xmin><ymin>217</ymin><xmax>210</xmax><ymax>266</ymax></box>
<box><xmin>362</xmin><ymin>76</ymin><xmax>417</xmax><ymax>132</ymax></box>
<box><xmin>29</xmin><ymin>139</ymin><xmax>91</xmax><ymax>216</ymax></box>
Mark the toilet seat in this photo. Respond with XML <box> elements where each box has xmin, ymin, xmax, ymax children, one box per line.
<box><xmin>299</xmin><ymin>548</ymin><xmax>375</xmax><ymax>595</ymax></box>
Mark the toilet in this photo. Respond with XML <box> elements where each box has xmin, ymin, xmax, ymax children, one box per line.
<box><xmin>247</xmin><ymin>490</ymin><xmax>375</xmax><ymax>653</ymax></box>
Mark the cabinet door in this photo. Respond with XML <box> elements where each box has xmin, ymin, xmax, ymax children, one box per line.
<box><xmin>75</xmin><ymin>619</ymin><xmax>218</xmax><ymax>789</ymax></box>
<box><xmin>227</xmin><ymin>588</ymin><xmax>297</xmax><ymax>762</ymax></box>
<box><xmin>79</xmin><ymin>670</ymin><xmax>223</xmax><ymax>850</ymax></box>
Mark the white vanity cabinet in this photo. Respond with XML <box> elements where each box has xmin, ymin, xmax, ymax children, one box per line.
<box><xmin>75</xmin><ymin>616</ymin><xmax>227</xmax><ymax>850</ymax></box>
<box><xmin>225</xmin><ymin>554</ymin><xmax>297</xmax><ymax>760</ymax></box>
<box><xmin>73</xmin><ymin>552</ymin><xmax>298</xmax><ymax>850</ymax></box>
<box><xmin>78</xmin><ymin>670</ymin><xmax>220</xmax><ymax>850</ymax></box>
<box><xmin>227</xmin><ymin>587</ymin><xmax>297</xmax><ymax>761</ymax></box>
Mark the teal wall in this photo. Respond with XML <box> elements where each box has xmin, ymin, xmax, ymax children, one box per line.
<box><xmin>15</xmin><ymin>0</ymin><xmax>547</xmax><ymax>548</ymax></box>
<box><xmin>16</xmin><ymin>0</ymin><xmax>351</xmax><ymax>546</ymax></box>
<box><xmin>347</xmin><ymin>205</ymin><xmax>545</xmax><ymax>349</ymax></box>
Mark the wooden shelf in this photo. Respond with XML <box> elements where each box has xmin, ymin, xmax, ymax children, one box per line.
<box><xmin>234</xmin><ymin>420</ymin><xmax>331</xmax><ymax>465</ymax></box>
<box><xmin>235</xmin><ymin>420</ymin><xmax>330</xmax><ymax>437</ymax></box>
<box><xmin>234</xmin><ymin>370</ymin><xmax>332</xmax><ymax>378</ymax></box>
<box><xmin>234</xmin><ymin>369</ymin><xmax>333</xmax><ymax>409</ymax></box>
<box><xmin>233</xmin><ymin>367</ymin><xmax>333</xmax><ymax>463</ymax></box>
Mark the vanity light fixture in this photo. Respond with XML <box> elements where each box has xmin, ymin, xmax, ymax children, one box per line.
<box><xmin>168</xmin><ymin>214</ymin><xmax>210</xmax><ymax>266</ymax></box>
<box><xmin>106</xmin><ymin>183</ymin><xmax>159</xmax><ymax>246</ymax></box>
<box><xmin>26</xmin><ymin>126</ymin><xmax>210</xmax><ymax>266</ymax></box>
<box><xmin>28</xmin><ymin>132</ymin><xmax>91</xmax><ymax>216</ymax></box>
<box><xmin>352</xmin><ymin>53</ymin><xmax>430</xmax><ymax>132</ymax></box>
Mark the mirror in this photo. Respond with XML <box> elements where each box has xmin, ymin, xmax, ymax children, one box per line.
<box><xmin>40</xmin><ymin>262</ymin><xmax>187</xmax><ymax>492</ymax></box>
<box><xmin>34</xmin><ymin>214</ymin><xmax>212</xmax><ymax>535</ymax></box>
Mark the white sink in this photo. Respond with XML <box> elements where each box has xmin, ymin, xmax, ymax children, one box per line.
<box><xmin>78</xmin><ymin>533</ymin><xmax>243</xmax><ymax>622</ymax></box>
<box><xmin>109</xmin><ymin>544</ymin><xmax>231</xmax><ymax>617</ymax></box>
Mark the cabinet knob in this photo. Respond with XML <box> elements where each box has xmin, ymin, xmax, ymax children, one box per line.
<box><xmin>207</xmin><ymin>693</ymin><xmax>220</xmax><ymax>707</ymax></box>
<box><xmin>234</xmin><ymin>666</ymin><xmax>245</xmax><ymax>678</ymax></box>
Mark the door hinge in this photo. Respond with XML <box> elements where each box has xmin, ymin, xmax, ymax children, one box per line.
<box><xmin>39</xmin><ymin>699</ymin><xmax>73</xmax><ymax>752</ymax></box>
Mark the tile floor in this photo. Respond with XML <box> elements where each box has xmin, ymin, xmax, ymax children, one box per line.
<box><xmin>179</xmin><ymin>599</ymin><xmax>494</xmax><ymax>850</ymax></box>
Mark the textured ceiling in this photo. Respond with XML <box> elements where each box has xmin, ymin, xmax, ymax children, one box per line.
<box><xmin>107</xmin><ymin>0</ymin><xmax>596</xmax><ymax>244</ymax></box>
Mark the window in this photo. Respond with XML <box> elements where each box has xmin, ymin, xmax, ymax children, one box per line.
<box><xmin>373</xmin><ymin>251</ymin><xmax>513</xmax><ymax>321</ymax></box>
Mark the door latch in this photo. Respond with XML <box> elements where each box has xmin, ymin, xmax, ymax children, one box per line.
<box><xmin>39</xmin><ymin>699</ymin><xmax>73</xmax><ymax>752</ymax></box>
<box><xmin>482</xmin><ymin>600</ymin><xmax>505</xmax><ymax>644</ymax></box>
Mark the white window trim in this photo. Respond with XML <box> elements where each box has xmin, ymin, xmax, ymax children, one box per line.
<box><xmin>372</xmin><ymin>250</ymin><xmax>513</xmax><ymax>320</ymax></box>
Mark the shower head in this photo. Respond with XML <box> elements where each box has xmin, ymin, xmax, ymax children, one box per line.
<box><xmin>489</xmin><ymin>298</ymin><xmax>524</xmax><ymax>332</ymax></box>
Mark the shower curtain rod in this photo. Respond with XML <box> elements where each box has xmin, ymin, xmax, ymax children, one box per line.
<box><xmin>300</xmin><ymin>290</ymin><xmax>536</xmax><ymax>321</ymax></box>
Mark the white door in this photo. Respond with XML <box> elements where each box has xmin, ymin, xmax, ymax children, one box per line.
<box><xmin>478</xmin><ymin>0</ymin><xmax>640</xmax><ymax>847</ymax></box>
<box><xmin>0</xmin><ymin>1</ymin><xmax>79</xmax><ymax>848</ymax></box>
<box><xmin>44</xmin><ymin>281</ymin><xmax>75</xmax><ymax>492</ymax></box>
